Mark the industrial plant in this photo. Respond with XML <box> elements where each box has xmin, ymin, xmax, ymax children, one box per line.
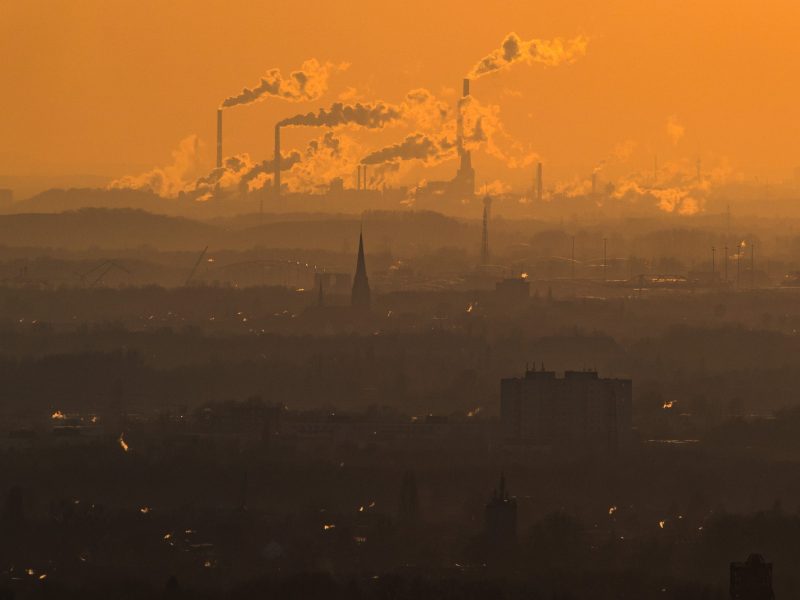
<box><xmin>3</xmin><ymin>3</ymin><xmax>800</xmax><ymax>599</ymax></box>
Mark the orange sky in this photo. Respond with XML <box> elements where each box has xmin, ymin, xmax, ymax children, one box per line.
<box><xmin>2</xmin><ymin>0</ymin><xmax>799</xmax><ymax>190</ymax></box>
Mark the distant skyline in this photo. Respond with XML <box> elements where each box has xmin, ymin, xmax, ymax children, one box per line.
<box><xmin>2</xmin><ymin>0</ymin><xmax>799</xmax><ymax>192</ymax></box>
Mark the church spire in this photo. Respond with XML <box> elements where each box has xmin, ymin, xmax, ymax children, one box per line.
<box><xmin>351</xmin><ymin>228</ymin><xmax>371</xmax><ymax>311</ymax></box>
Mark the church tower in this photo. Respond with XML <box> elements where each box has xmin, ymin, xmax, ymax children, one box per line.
<box><xmin>351</xmin><ymin>229</ymin><xmax>371</xmax><ymax>312</ymax></box>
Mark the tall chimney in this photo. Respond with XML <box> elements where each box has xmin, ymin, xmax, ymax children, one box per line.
<box><xmin>274</xmin><ymin>124</ymin><xmax>281</xmax><ymax>197</ymax></box>
<box><xmin>457</xmin><ymin>79</ymin><xmax>470</xmax><ymax>153</ymax></box>
<box><xmin>363</xmin><ymin>165</ymin><xmax>368</xmax><ymax>190</ymax></box>
<box><xmin>536</xmin><ymin>162</ymin><xmax>543</xmax><ymax>202</ymax></box>
<box><xmin>216</xmin><ymin>109</ymin><xmax>223</xmax><ymax>169</ymax></box>
<box><xmin>357</xmin><ymin>165</ymin><xmax>361</xmax><ymax>191</ymax></box>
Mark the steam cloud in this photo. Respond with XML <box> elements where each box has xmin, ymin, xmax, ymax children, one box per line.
<box><xmin>362</xmin><ymin>134</ymin><xmax>455</xmax><ymax>166</ymax></box>
<box><xmin>468</xmin><ymin>32</ymin><xmax>588</xmax><ymax>79</ymax></box>
<box><xmin>109</xmin><ymin>135</ymin><xmax>204</xmax><ymax>198</ymax></box>
<box><xmin>109</xmin><ymin>135</ymin><xmax>302</xmax><ymax>201</ymax></box>
<box><xmin>666</xmin><ymin>115</ymin><xmax>685</xmax><ymax>146</ymax></box>
<box><xmin>360</xmin><ymin>94</ymin><xmax>538</xmax><ymax>171</ymax></box>
<box><xmin>278</xmin><ymin>101</ymin><xmax>402</xmax><ymax>129</ymax></box>
<box><xmin>221</xmin><ymin>59</ymin><xmax>346</xmax><ymax>108</ymax></box>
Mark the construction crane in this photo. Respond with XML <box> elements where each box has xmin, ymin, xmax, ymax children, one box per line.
<box><xmin>185</xmin><ymin>246</ymin><xmax>208</xmax><ymax>286</ymax></box>
<box><xmin>78</xmin><ymin>260</ymin><xmax>132</xmax><ymax>288</ymax></box>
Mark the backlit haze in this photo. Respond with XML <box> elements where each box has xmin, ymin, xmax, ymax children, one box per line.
<box><xmin>3</xmin><ymin>0</ymin><xmax>800</xmax><ymax>215</ymax></box>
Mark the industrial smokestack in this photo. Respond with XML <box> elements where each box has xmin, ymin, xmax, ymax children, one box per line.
<box><xmin>274</xmin><ymin>124</ymin><xmax>281</xmax><ymax>197</ymax></box>
<box><xmin>363</xmin><ymin>165</ymin><xmax>368</xmax><ymax>190</ymax></box>
<box><xmin>536</xmin><ymin>162</ymin><xmax>543</xmax><ymax>202</ymax></box>
<box><xmin>357</xmin><ymin>165</ymin><xmax>361</xmax><ymax>190</ymax></box>
<box><xmin>216</xmin><ymin>109</ymin><xmax>223</xmax><ymax>169</ymax></box>
<box><xmin>457</xmin><ymin>79</ymin><xmax>470</xmax><ymax>153</ymax></box>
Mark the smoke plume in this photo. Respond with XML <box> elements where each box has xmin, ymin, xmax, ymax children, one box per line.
<box><xmin>359</xmin><ymin>91</ymin><xmax>537</xmax><ymax>170</ymax></box>
<box><xmin>109</xmin><ymin>135</ymin><xmax>302</xmax><ymax>201</ymax></box>
<box><xmin>666</xmin><ymin>115</ymin><xmax>685</xmax><ymax>145</ymax></box>
<box><xmin>109</xmin><ymin>135</ymin><xmax>204</xmax><ymax>197</ymax></box>
<box><xmin>278</xmin><ymin>101</ymin><xmax>402</xmax><ymax>129</ymax></box>
<box><xmin>468</xmin><ymin>32</ymin><xmax>588</xmax><ymax>79</ymax></box>
<box><xmin>187</xmin><ymin>151</ymin><xmax>303</xmax><ymax>201</ymax></box>
<box><xmin>362</xmin><ymin>133</ymin><xmax>455</xmax><ymax>166</ymax></box>
<box><xmin>221</xmin><ymin>59</ymin><xmax>346</xmax><ymax>108</ymax></box>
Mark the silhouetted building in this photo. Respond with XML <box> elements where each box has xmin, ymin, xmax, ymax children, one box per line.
<box><xmin>351</xmin><ymin>230</ymin><xmax>371</xmax><ymax>311</ymax></box>
<box><xmin>731</xmin><ymin>554</ymin><xmax>774</xmax><ymax>600</ymax></box>
<box><xmin>485</xmin><ymin>474</ymin><xmax>517</xmax><ymax>551</ymax></box>
<box><xmin>501</xmin><ymin>369</ymin><xmax>632</xmax><ymax>453</ymax></box>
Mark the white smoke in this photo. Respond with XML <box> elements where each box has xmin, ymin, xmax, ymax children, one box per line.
<box><xmin>469</xmin><ymin>32</ymin><xmax>588</xmax><ymax>79</ymax></box>
<box><xmin>109</xmin><ymin>135</ymin><xmax>204</xmax><ymax>197</ymax></box>
<box><xmin>221</xmin><ymin>59</ymin><xmax>347</xmax><ymax>108</ymax></box>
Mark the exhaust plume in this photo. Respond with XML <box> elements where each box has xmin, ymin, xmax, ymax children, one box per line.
<box><xmin>110</xmin><ymin>135</ymin><xmax>302</xmax><ymax>201</ymax></box>
<box><xmin>109</xmin><ymin>135</ymin><xmax>204</xmax><ymax>197</ymax></box>
<box><xmin>278</xmin><ymin>101</ymin><xmax>402</xmax><ymax>129</ymax></box>
<box><xmin>666</xmin><ymin>115</ymin><xmax>685</xmax><ymax>145</ymax></box>
<box><xmin>469</xmin><ymin>32</ymin><xmax>588</xmax><ymax>79</ymax></box>
<box><xmin>362</xmin><ymin>133</ymin><xmax>455</xmax><ymax>166</ymax></box>
<box><xmin>220</xmin><ymin>59</ymin><xmax>346</xmax><ymax>108</ymax></box>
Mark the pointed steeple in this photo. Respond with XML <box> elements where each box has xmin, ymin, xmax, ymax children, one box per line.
<box><xmin>351</xmin><ymin>228</ymin><xmax>371</xmax><ymax>311</ymax></box>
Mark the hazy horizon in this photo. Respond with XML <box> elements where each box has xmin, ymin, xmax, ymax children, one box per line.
<box><xmin>3</xmin><ymin>0</ymin><xmax>800</xmax><ymax>212</ymax></box>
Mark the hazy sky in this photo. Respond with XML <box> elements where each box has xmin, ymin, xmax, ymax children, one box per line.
<box><xmin>2</xmin><ymin>0</ymin><xmax>799</xmax><ymax>189</ymax></box>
